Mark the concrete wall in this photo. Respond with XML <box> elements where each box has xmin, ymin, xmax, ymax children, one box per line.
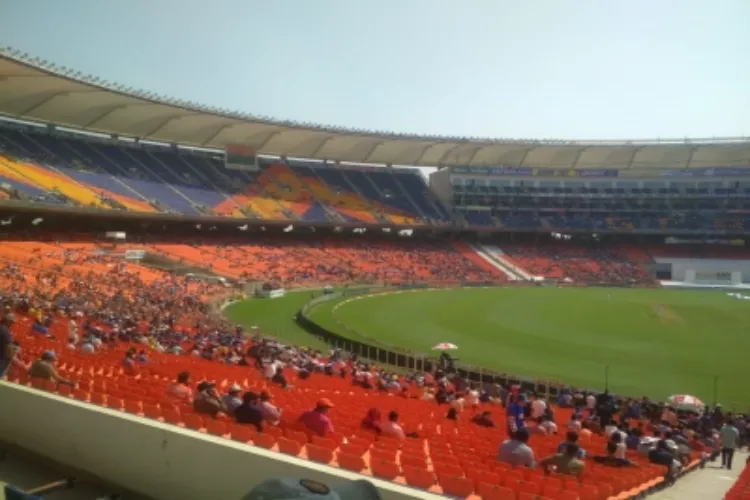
<box><xmin>654</xmin><ymin>257</ymin><xmax>750</xmax><ymax>283</ymax></box>
<box><xmin>427</xmin><ymin>169</ymin><xmax>452</xmax><ymax>211</ymax></box>
<box><xmin>0</xmin><ymin>382</ymin><xmax>442</xmax><ymax>500</ymax></box>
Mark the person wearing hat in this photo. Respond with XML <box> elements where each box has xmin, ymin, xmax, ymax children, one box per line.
<box><xmin>222</xmin><ymin>383</ymin><xmax>243</xmax><ymax>416</ymax></box>
<box><xmin>242</xmin><ymin>478</ymin><xmax>381</xmax><ymax>500</ymax></box>
<box><xmin>298</xmin><ymin>399</ymin><xmax>335</xmax><ymax>437</ymax></box>
<box><xmin>0</xmin><ymin>313</ymin><xmax>17</xmax><ymax>379</ymax></box>
<box><xmin>28</xmin><ymin>351</ymin><xmax>75</xmax><ymax>388</ymax></box>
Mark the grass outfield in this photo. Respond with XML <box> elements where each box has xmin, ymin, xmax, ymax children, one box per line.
<box><xmin>223</xmin><ymin>290</ymin><xmax>330</xmax><ymax>351</ymax></box>
<box><xmin>309</xmin><ymin>287</ymin><xmax>750</xmax><ymax>408</ymax></box>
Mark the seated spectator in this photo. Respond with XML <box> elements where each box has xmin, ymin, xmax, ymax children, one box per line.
<box><xmin>222</xmin><ymin>384</ymin><xmax>243</xmax><ymax>416</ymax></box>
<box><xmin>531</xmin><ymin>394</ymin><xmax>548</xmax><ymax>420</ymax></box>
<box><xmin>608</xmin><ymin>431</ymin><xmax>628</xmax><ymax>459</ymax></box>
<box><xmin>271</xmin><ymin>367</ymin><xmax>288</xmax><ymax>389</ymax></box>
<box><xmin>167</xmin><ymin>371</ymin><xmax>193</xmax><ymax>404</ymax></box>
<box><xmin>122</xmin><ymin>347</ymin><xmax>138</xmax><ymax>376</ymax></box>
<box><xmin>10</xmin><ymin>342</ymin><xmax>29</xmax><ymax>373</ymax></box>
<box><xmin>80</xmin><ymin>339</ymin><xmax>96</xmax><ymax>354</ymax></box>
<box><xmin>471</xmin><ymin>411</ymin><xmax>496</xmax><ymax>428</ymax></box>
<box><xmin>0</xmin><ymin>313</ymin><xmax>17</xmax><ymax>379</ymax></box>
<box><xmin>648</xmin><ymin>439</ymin><xmax>682</xmax><ymax>481</ymax></box>
<box><xmin>464</xmin><ymin>388</ymin><xmax>479</xmax><ymax>409</ymax></box>
<box><xmin>234</xmin><ymin>391</ymin><xmax>263</xmax><ymax>432</ymax></box>
<box><xmin>568</xmin><ymin>414</ymin><xmax>583</xmax><ymax>431</ymax></box>
<box><xmin>539</xmin><ymin>443</ymin><xmax>585</xmax><ymax>478</ymax></box>
<box><xmin>194</xmin><ymin>381</ymin><xmax>227</xmax><ymax>418</ymax></box>
<box><xmin>558</xmin><ymin>431</ymin><xmax>587</xmax><ymax>459</ymax></box>
<box><xmin>68</xmin><ymin>318</ymin><xmax>78</xmax><ymax>345</ymax></box>
<box><xmin>31</xmin><ymin>318</ymin><xmax>49</xmax><ymax>336</ymax></box>
<box><xmin>259</xmin><ymin>391</ymin><xmax>281</xmax><ymax>426</ymax></box>
<box><xmin>661</xmin><ymin>406</ymin><xmax>678</xmax><ymax>427</ymax></box>
<box><xmin>497</xmin><ymin>428</ymin><xmax>535</xmax><ymax>468</ymax></box>
<box><xmin>28</xmin><ymin>351</ymin><xmax>74</xmax><ymax>387</ymax></box>
<box><xmin>638</xmin><ymin>435</ymin><xmax>661</xmax><ymax>457</ymax></box>
<box><xmin>361</xmin><ymin>408</ymin><xmax>382</xmax><ymax>433</ymax></box>
<box><xmin>298</xmin><ymin>399</ymin><xmax>334</xmax><ymax>437</ymax></box>
<box><xmin>538</xmin><ymin>415</ymin><xmax>559</xmax><ymax>435</ymax></box>
<box><xmin>381</xmin><ymin>411</ymin><xmax>406</xmax><ymax>441</ymax></box>
<box><xmin>264</xmin><ymin>356</ymin><xmax>282</xmax><ymax>379</ymax></box>
<box><xmin>593</xmin><ymin>440</ymin><xmax>637</xmax><ymax>467</ymax></box>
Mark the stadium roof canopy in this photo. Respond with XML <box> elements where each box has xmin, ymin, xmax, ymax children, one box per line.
<box><xmin>1</xmin><ymin>47</ymin><xmax>749</xmax><ymax>169</ymax></box>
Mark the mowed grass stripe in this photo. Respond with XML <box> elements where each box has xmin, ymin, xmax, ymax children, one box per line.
<box><xmin>322</xmin><ymin>287</ymin><xmax>750</xmax><ymax>407</ymax></box>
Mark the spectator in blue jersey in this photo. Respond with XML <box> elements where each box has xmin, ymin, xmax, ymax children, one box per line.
<box><xmin>31</xmin><ymin>317</ymin><xmax>50</xmax><ymax>337</ymax></box>
<box><xmin>507</xmin><ymin>393</ymin><xmax>527</xmax><ymax>436</ymax></box>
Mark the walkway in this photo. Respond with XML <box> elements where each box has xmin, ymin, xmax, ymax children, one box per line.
<box><xmin>650</xmin><ymin>451</ymin><xmax>747</xmax><ymax>500</ymax></box>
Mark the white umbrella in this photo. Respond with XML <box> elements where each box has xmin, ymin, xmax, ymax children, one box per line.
<box><xmin>667</xmin><ymin>394</ymin><xmax>706</xmax><ymax>413</ymax></box>
<box><xmin>432</xmin><ymin>342</ymin><xmax>458</xmax><ymax>351</ymax></box>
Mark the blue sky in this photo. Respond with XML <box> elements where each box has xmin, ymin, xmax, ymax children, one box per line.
<box><xmin>1</xmin><ymin>0</ymin><xmax>749</xmax><ymax>141</ymax></box>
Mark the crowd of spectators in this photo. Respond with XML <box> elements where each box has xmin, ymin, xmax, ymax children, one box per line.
<box><xmin>503</xmin><ymin>242</ymin><xmax>653</xmax><ymax>283</ymax></box>
<box><xmin>1</xmin><ymin>239</ymin><xmax>748</xmax><ymax>497</ymax></box>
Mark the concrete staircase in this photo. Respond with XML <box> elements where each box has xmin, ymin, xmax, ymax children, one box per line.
<box><xmin>470</xmin><ymin>243</ymin><xmax>534</xmax><ymax>281</ymax></box>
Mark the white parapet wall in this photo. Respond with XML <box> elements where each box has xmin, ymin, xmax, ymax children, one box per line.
<box><xmin>0</xmin><ymin>382</ymin><xmax>442</xmax><ymax>500</ymax></box>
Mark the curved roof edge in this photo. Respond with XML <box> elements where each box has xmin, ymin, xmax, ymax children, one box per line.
<box><xmin>1</xmin><ymin>47</ymin><xmax>749</xmax><ymax>169</ymax></box>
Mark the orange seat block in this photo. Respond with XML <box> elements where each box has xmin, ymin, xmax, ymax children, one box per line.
<box><xmin>307</xmin><ymin>444</ymin><xmax>334</xmax><ymax>464</ymax></box>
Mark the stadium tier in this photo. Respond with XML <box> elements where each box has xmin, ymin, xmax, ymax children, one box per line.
<box><xmin>441</xmin><ymin>169</ymin><xmax>750</xmax><ymax>234</ymax></box>
<box><xmin>0</xmin><ymin>125</ymin><xmax>450</xmax><ymax>225</ymax></box>
<box><xmin>4</xmin><ymin>124</ymin><xmax>750</xmax><ymax>235</ymax></box>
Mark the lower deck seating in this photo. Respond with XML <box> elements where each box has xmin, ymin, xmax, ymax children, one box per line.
<box><xmin>0</xmin><ymin>238</ymin><xmax>697</xmax><ymax>499</ymax></box>
<box><xmin>501</xmin><ymin>243</ymin><xmax>653</xmax><ymax>283</ymax></box>
<box><xmin>6</xmin><ymin>318</ymin><xmax>677</xmax><ymax>500</ymax></box>
<box><xmin>146</xmin><ymin>238</ymin><xmax>504</xmax><ymax>286</ymax></box>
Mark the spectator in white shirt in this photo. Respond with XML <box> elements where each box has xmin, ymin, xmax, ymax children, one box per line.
<box><xmin>586</xmin><ymin>394</ymin><xmax>596</xmax><ymax>410</ymax></box>
<box><xmin>538</xmin><ymin>416</ymin><xmax>559</xmax><ymax>435</ymax></box>
<box><xmin>531</xmin><ymin>395</ymin><xmax>548</xmax><ymax>419</ymax></box>
<box><xmin>381</xmin><ymin>411</ymin><xmax>406</xmax><ymax>441</ymax></box>
<box><xmin>264</xmin><ymin>358</ymin><xmax>282</xmax><ymax>379</ymax></box>
<box><xmin>609</xmin><ymin>431</ymin><xmax>628</xmax><ymax>459</ymax></box>
<box><xmin>450</xmin><ymin>396</ymin><xmax>465</xmax><ymax>414</ymax></box>
<box><xmin>464</xmin><ymin>388</ymin><xmax>479</xmax><ymax>409</ymax></box>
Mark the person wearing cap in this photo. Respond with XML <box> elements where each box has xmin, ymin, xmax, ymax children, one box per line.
<box><xmin>298</xmin><ymin>399</ymin><xmax>335</xmax><ymax>437</ymax></box>
<box><xmin>242</xmin><ymin>478</ymin><xmax>381</xmax><ymax>500</ymax></box>
<box><xmin>0</xmin><ymin>313</ymin><xmax>17</xmax><ymax>379</ymax></box>
<box><xmin>28</xmin><ymin>351</ymin><xmax>75</xmax><ymax>387</ymax></box>
<box><xmin>222</xmin><ymin>384</ymin><xmax>243</xmax><ymax>416</ymax></box>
